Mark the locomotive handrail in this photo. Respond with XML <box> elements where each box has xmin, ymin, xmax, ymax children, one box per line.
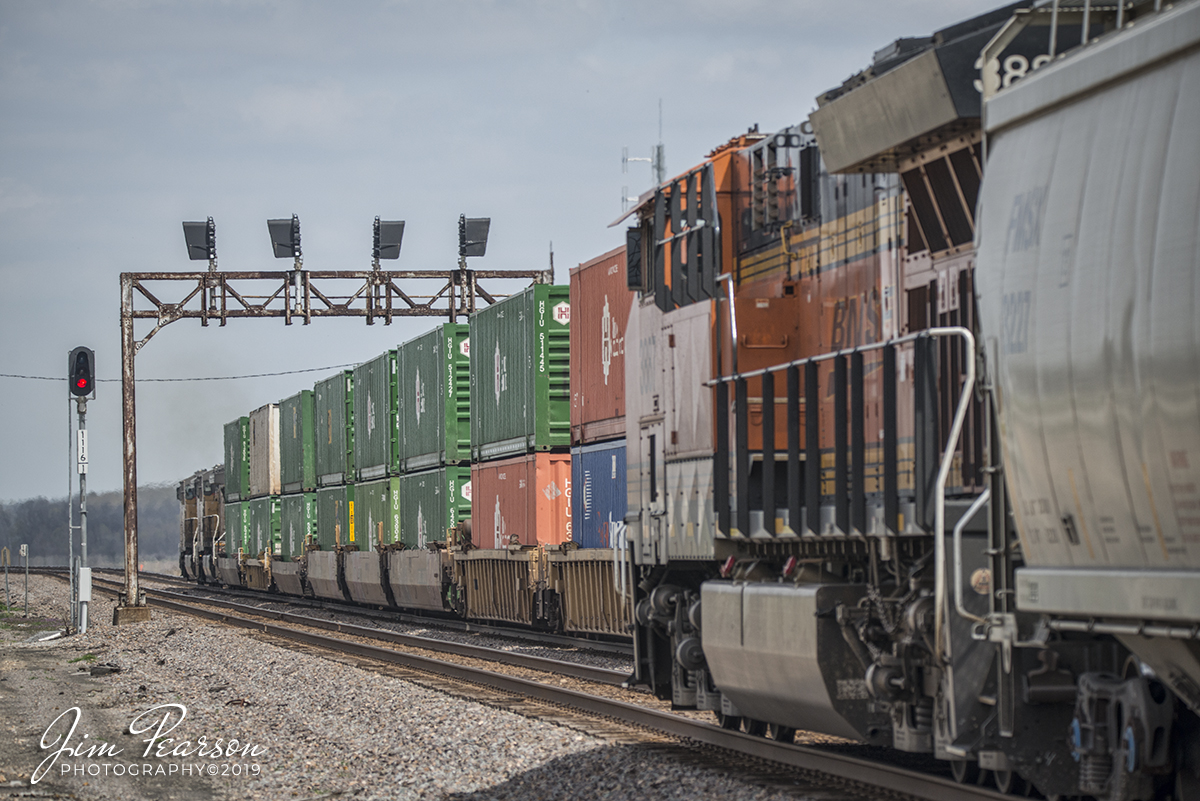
<box><xmin>928</xmin><ymin>327</ymin><xmax>976</xmax><ymax>665</ymax></box>
<box><xmin>704</xmin><ymin>328</ymin><xmax>952</xmax><ymax>386</ymax></box>
<box><xmin>705</xmin><ymin>325</ymin><xmax>978</xmax><ymax>667</ymax></box>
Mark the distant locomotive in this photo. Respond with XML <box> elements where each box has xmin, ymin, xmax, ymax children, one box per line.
<box><xmin>177</xmin><ymin>2</ymin><xmax>1200</xmax><ymax>798</ymax></box>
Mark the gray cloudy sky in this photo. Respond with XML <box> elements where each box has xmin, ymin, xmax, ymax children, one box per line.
<box><xmin>0</xmin><ymin>0</ymin><xmax>1001</xmax><ymax>502</ymax></box>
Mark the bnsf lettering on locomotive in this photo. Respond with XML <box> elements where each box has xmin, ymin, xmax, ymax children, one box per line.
<box><xmin>1005</xmin><ymin>186</ymin><xmax>1048</xmax><ymax>255</ymax></box>
<box><xmin>830</xmin><ymin>293</ymin><xmax>881</xmax><ymax>351</ymax></box>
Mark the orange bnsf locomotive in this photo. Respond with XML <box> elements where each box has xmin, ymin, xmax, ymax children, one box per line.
<box><xmin>178</xmin><ymin>3</ymin><xmax>1200</xmax><ymax>798</ymax></box>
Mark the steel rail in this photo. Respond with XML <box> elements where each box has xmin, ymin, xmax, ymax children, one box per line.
<box><xmin>74</xmin><ymin>574</ymin><xmax>1010</xmax><ymax>801</ymax></box>
<box><xmin>32</xmin><ymin>566</ymin><xmax>633</xmax><ymax>655</ymax></box>
<box><xmin>116</xmin><ymin>567</ymin><xmax>633</xmax><ymax>654</ymax></box>
<box><xmin>84</xmin><ymin>575</ymin><xmax>628</xmax><ymax>686</ymax></box>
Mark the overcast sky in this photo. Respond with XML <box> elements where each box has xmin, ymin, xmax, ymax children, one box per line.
<box><xmin>0</xmin><ymin>0</ymin><xmax>1005</xmax><ymax>503</ymax></box>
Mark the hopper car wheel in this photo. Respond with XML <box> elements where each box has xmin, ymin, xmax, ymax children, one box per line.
<box><xmin>743</xmin><ymin>719</ymin><xmax>767</xmax><ymax>737</ymax></box>
<box><xmin>766</xmin><ymin>723</ymin><xmax>795</xmax><ymax>743</ymax></box>
<box><xmin>716</xmin><ymin>711</ymin><xmax>742</xmax><ymax>730</ymax></box>
<box><xmin>992</xmin><ymin>769</ymin><xmax>1027</xmax><ymax>795</ymax></box>
<box><xmin>950</xmin><ymin>759</ymin><xmax>980</xmax><ymax>785</ymax></box>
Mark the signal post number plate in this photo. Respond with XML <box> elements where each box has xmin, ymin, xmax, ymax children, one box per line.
<box><xmin>78</xmin><ymin>429</ymin><xmax>88</xmax><ymax>474</ymax></box>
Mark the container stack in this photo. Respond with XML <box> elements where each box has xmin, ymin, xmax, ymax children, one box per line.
<box><xmin>455</xmin><ymin>284</ymin><xmax>571</xmax><ymax>626</ymax></box>
<box><xmin>468</xmin><ymin>283</ymin><xmax>573</xmax><ymax>550</ymax></box>
<box><xmin>568</xmin><ymin>246</ymin><xmax>631</xmax><ymax>550</ymax></box>
<box><xmin>276</xmin><ymin>389</ymin><xmax>316</xmax><ymax>595</ymax></box>
<box><xmin>309</xmin><ymin>370</ymin><xmax>355</xmax><ymax>601</ymax></box>
<box><xmin>558</xmin><ymin>247</ymin><xmax>634</xmax><ymax>637</ymax></box>
<box><xmin>344</xmin><ymin>350</ymin><xmax>402</xmax><ymax>604</ymax></box>
<box><xmin>243</xmin><ymin>403</ymin><xmax>281</xmax><ymax>590</ymax></box>
<box><xmin>392</xmin><ymin>323</ymin><xmax>473</xmax><ymax>609</ymax></box>
<box><xmin>217</xmin><ymin>417</ymin><xmax>249</xmax><ymax>585</ymax></box>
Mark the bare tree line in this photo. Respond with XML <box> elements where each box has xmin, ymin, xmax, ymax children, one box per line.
<box><xmin>0</xmin><ymin>485</ymin><xmax>179</xmax><ymax>567</ymax></box>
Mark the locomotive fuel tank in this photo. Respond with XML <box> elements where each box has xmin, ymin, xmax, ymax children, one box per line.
<box><xmin>701</xmin><ymin>579</ymin><xmax>888</xmax><ymax>744</ymax></box>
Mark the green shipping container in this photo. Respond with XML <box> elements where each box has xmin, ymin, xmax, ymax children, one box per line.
<box><xmin>224</xmin><ymin>501</ymin><xmax>247</xmax><ymax>557</ymax></box>
<box><xmin>470</xmin><ymin>284</ymin><xmax>571</xmax><ymax>460</ymax></box>
<box><xmin>280</xmin><ymin>390</ymin><xmax>316</xmax><ymax>493</ymax></box>
<box><xmin>245</xmin><ymin>495</ymin><xmax>281</xmax><ymax>558</ymax></box>
<box><xmin>315</xmin><ymin>484</ymin><xmax>356</xmax><ymax>550</ymax></box>
<box><xmin>398</xmin><ymin>466</ymin><xmax>472</xmax><ymax>548</ymax></box>
<box><xmin>279</xmin><ymin>492</ymin><xmax>316</xmax><ymax>561</ymax></box>
<box><xmin>400</xmin><ymin>323</ymin><xmax>471</xmax><ymax>471</ymax></box>
<box><xmin>356</xmin><ymin>477</ymin><xmax>401</xmax><ymax>549</ymax></box>
<box><xmin>223</xmin><ymin>417</ymin><xmax>250</xmax><ymax>501</ymax></box>
<box><xmin>354</xmin><ymin>350</ymin><xmax>399</xmax><ymax>481</ymax></box>
<box><xmin>314</xmin><ymin>371</ymin><xmax>354</xmax><ymax>485</ymax></box>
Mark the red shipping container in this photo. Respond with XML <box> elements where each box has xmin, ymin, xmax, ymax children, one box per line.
<box><xmin>569</xmin><ymin>245</ymin><xmax>632</xmax><ymax>445</ymax></box>
<box><xmin>470</xmin><ymin>453</ymin><xmax>572</xmax><ymax>549</ymax></box>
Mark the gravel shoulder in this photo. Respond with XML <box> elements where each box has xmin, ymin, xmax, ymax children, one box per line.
<box><xmin>1</xmin><ymin>575</ymin><xmax>857</xmax><ymax>800</ymax></box>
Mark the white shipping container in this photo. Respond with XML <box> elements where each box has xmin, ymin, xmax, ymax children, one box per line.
<box><xmin>248</xmin><ymin>403</ymin><xmax>281</xmax><ymax>498</ymax></box>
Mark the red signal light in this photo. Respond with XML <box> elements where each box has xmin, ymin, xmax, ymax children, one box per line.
<box><xmin>68</xmin><ymin>347</ymin><xmax>95</xmax><ymax>397</ymax></box>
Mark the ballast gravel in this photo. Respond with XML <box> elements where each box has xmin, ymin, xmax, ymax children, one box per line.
<box><xmin>1</xmin><ymin>575</ymin><xmax>858</xmax><ymax>800</ymax></box>
<box><xmin>155</xmin><ymin>577</ymin><xmax>634</xmax><ymax>673</ymax></box>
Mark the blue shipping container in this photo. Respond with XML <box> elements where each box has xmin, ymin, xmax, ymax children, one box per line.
<box><xmin>571</xmin><ymin>439</ymin><xmax>626</xmax><ymax>549</ymax></box>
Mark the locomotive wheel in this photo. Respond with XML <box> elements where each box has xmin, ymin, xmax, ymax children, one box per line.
<box><xmin>950</xmin><ymin>759</ymin><xmax>980</xmax><ymax>785</ymax></box>
<box><xmin>766</xmin><ymin>723</ymin><xmax>795</xmax><ymax>743</ymax></box>
<box><xmin>715</xmin><ymin>711</ymin><xmax>742</xmax><ymax>730</ymax></box>
<box><xmin>743</xmin><ymin>718</ymin><xmax>767</xmax><ymax>737</ymax></box>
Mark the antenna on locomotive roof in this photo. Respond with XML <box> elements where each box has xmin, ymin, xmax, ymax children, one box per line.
<box><xmin>620</xmin><ymin>99</ymin><xmax>666</xmax><ymax>212</ymax></box>
<box><xmin>549</xmin><ymin>241</ymin><xmax>555</xmax><ymax>283</ymax></box>
<box><xmin>654</xmin><ymin>98</ymin><xmax>665</xmax><ymax>186</ymax></box>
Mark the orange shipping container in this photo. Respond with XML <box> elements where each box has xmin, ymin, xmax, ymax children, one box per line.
<box><xmin>569</xmin><ymin>245</ymin><xmax>631</xmax><ymax>445</ymax></box>
<box><xmin>470</xmin><ymin>453</ymin><xmax>572</xmax><ymax>549</ymax></box>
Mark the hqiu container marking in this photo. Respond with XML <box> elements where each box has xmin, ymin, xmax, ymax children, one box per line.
<box><xmin>446</xmin><ymin>334</ymin><xmax>454</xmax><ymax>401</ymax></box>
<box><xmin>414</xmin><ymin>367</ymin><xmax>425</xmax><ymax>423</ymax></box>
<box><xmin>493</xmin><ymin>341</ymin><xmax>507</xmax><ymax>406</ymax></box>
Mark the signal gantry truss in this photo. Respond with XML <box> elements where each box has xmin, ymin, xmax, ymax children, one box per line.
<box><xmin>115</xmin><ymin>265</ymin><xmax>552</xmax><ymax>622</ymax></box>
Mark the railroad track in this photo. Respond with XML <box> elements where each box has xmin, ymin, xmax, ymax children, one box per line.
<box><xmin>51</xmin><ymin>570</ymin><xmax>1014</xmax><ymax>801</ymax></box>
<box><xmin>87</xmin><ymin>574</ymin><xmax>627</xmax><ymax>686</ymax></box>
<box><xmin>57</xmin><ymin>566</ymin><xmax>632</xmax><ymax>656</ymax></box>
